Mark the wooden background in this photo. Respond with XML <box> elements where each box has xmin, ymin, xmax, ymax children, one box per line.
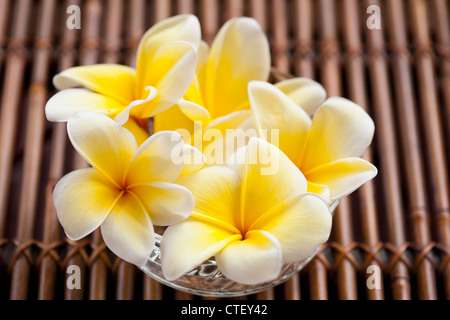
<box><xmin>0</xmin><ymin>0</ymin><xmax>449</xmax><ymax>300</ymax></box>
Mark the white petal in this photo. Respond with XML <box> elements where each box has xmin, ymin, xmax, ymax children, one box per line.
<box><xmin>275</xmin><ymin>77</ymin><xmax>326</xmax><ymax>115</ymax></box>
<box><xmin>241</xmin><ymin>137</ymin><xmax>307</xmax><ymax>231</ymax></box>
<box><xmin>215</xmin><ymin>230</ymin><xmax>282</xmax><ymax>285</ymax></box>
<box><xmin>114</xmin><ymin>86</ymin><xmax>157</xmax><ymax>125</ymax></box>
<box><xmin>134</xmin><ymin>41</ymin><xmax>198</xmax><ymax>118</ymax></box>
<box><xmin>161</xmin><ymin>218</ymin><xmax>240</xmax><ymax>281</ymax></box>
<box><xmin>45</xmin><ymin>88</ymin><xmax>124</xmax><ymax>122</ymax></box>
<box><xmin>248</xmin><ymin>81</ymin><xmax>312</xmax><ymax>167</ymax></box>
<box><xmin>203</xmin><ymin>17</ymin><xmax>271</xmax><ymax>118</ymax></box>
<box><xmin>67</xmin><ymin>111</ymin><xmax>137</xmax><ymax>186</ymax></box>
<box><xmin>53</xmin><ymin>168</ymin><xmax>120</xmax><ymax>240</ymax></box>
<box><xmin>301</xmin><ymin>97</ymin><xmax>375</xmax><ymax>172</ymax></box>
<box><xmin>202</xmin><ymin>109</ymin><xmax>255</xmax><ymax>166</ymax></box>
<box><xmin>251</xmin><ymin>193</ymin><xmax>332</xmax><ymax>263</ymax></box>
<box><xmin>101</xmin><ymin>192</ymin><xmax>155</xmax><ymax>266</ymax></box>
<box><xmin>130</xmin><ymin>181</ymin><xmax>194</xmax><ymax>226</ymax></box>
<box><xmin>126</xmin><ymin>131</ymin><xmax>185</xmax><ymax>184</ymax></box>
<box><xmin>307</xmin><ymin>181</ymin><xmax>332</xmax><ymax>205</ymax></box>
<box><xmin>179</xmin><ymin>144</ymin><xmax>206</xmax><ymax>176</ymax></box>
<box><xmin>136</xmin><ymin>14</ymin><xmax>201</xmax><ymax>78</ymax></box>
<box><xmin>153</xmin><ymin>100</ymin><xmax>210</xmax><ymax>145</ymax></box>
<box><xmin>306</xmin><ymin>157</ymin><xmax>378</xmax><ymax>201</ymax></box>
<box><xmin>176</xmin><ymin>166</ymin><xmax>242</xmax><ymax>230</ymax></box>
<box><xmin>53</xmin><ymin>64</ymin><xmax>136</xmax><ymax>105</ymax></box>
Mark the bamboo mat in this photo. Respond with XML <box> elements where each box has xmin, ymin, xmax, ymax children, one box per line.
<box><xmin>0</xmin><ymin>0</ymin><xmax>449</xmax><ymax>300</ymax></box>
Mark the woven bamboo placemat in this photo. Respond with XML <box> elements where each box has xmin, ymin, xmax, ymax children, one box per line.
<box><xmin>0</xmin><ymin>0</ymin><xmax>449</xmax><ymax>300</ymax></box>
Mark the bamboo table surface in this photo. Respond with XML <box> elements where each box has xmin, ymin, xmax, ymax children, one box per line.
<box><xmin>0</xmin><ymin>0</ymin><xmax>449</xmax><ymax>300</ymax></box>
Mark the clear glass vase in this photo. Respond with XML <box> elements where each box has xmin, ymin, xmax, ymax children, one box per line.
<box><xmin>140</xmin><ymin>201</ymin><xmax>339</xmax><ymax>297</ymax></box>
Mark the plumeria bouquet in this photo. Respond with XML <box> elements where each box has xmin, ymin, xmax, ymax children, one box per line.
<box><xmin>46</xmin><ymin>15</ymin><xmax>377</xmax><ymax>292</ymax></box>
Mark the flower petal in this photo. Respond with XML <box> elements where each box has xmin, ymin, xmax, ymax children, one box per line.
<box><xmin>195</xmin><ymin>40</ymin><xmax>209</xmax><ymax>86</ymax></box>
<box><xmin>126</xmin><ymin>131</ymin><xmax>184</xmax><ymax>185</ymax></box>
<box><xmin>248</xmin><ymin>81</ymin><xmax>312</xmax><ymax>167</ymax></box>
<box><xmin>307</xmin><ymin>181</ymin><xmax>331</xmax><ymax>205</ymax></box>
<box><xmin>101</xmin><ymin>192</ymin><xmax>154</xmax><ymax>266</ymax></box>
<box><xmin>121</xmin><ymin>117</ymin><xmax>150</xmax><ymax>147</ymax></box>
<box><xmin>179</xmin><ymin>144</ymin><xmax>206</xmax><ymax>176</ymax></box>
<box><xmin>53</xmin><ymin>168</ymin><xmax>120</xmax><ymax>240</ymax></box>
<box><xmin>215</xmin><ymin>230</ymin><xmax>282</xmax><ymax>285</ymax></box>
<box><xmin>203</xmin><ymin>17</ymin><xmax>270</xmax><ymax>119</ymax></box>
<box><xmin>241</xmin><ymin>138</ymin><xmax>307</xmax><ymax>232</ymax></box>
<box><xmin>251</xmin><ymin>194</ymin><xmax>332</xmax><ymax>263</ymax></box>
<box><xmin>153</xmin><ymin>99</ymin><xmax>210</xmax><ymax>143</ymax></box>
<box><xmin>176</xmin><ymin>166</ymin><xmax>242</xmax><ymax>232</ymax></box>
<box><xmin>202</xmin><ymin>109</ymin><xmax>255</xmax><ymax>165</ymax></box>
<box><xmin>177</xmin><ymin>99</ymin><xmax>211</xmax><ymax>123</ymax></box>
<box><xmin>301</xmin><ymin>97</ymin><xmax>375</xmax><ymax>172</ymax></box>
<box><xmin>130</xmin><ymin>181</ymin><xmax>194</xmax><ymax>226</ymax></box>
<box><xmin>53</xmin><ymin>64</ymin><xmax>136</xmax><ymax>105</ymax></box>
<box><xmin>113</xmin><ymin>86</ymin><xmax>158</xmax><ymax>126</ymax></box>
<box><xmin>161</xmin><ymin>217</ymin><xmax>241</xmax><ymax>281</ymax></box>
<box><xmin>45</xmin><ymin>88</ymin><xmax>125</xmax><ymax>122</ymax></box>
<box><xmin>133</xmin><ymin>41</ymin><xmax>198</xmax><ymax>118</ymax></box>
<box><xmin>274</xmin><ymin>78</ymin><xmax>326</xmax><ymax>115</ymax></box>
<box><xmin>305</xmin><ymin>157</ymin><xmax>377</xmax><ymax>201</ymax></box>
<box><xmin>136</xmin><ymin>14</ymin><xmax>201</xmax><ymax>88</ymax></box>
<box><xmin>67</xmin><ymin>111</ymin><xmax>137</xmax><ymax>186</ymax></box>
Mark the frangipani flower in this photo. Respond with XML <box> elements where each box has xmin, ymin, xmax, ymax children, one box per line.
<box><xmin>247</xmin><ymin>81</ymin><xmax>378</xmax><ymax>203</ymax></box>
<box><xmin>199</xmin><ymin>77</ymin><xmax>328</xmax><ymax>165</ymax></box>
<box><xmin>53</xmin><ymin>111</ymin><xmax>195</xmax><ymax>266</ymax></box>
<box><xmin>161</xmin><ymin>138</ymin><xmax>332</xmax><ymax>284</ymax></box>
<box><xmin>46</xmin><ymin>14</ymin><xmax>200</xmax><ymax>145</ymax></box>
<box><xmin>153</xmin><ymin>17</ymin><xmax>271</xmax><ymax>142</ymax></box>
<box><xmin>153</xmin><ymin>17</ymin><xmax>328</xmax><ymax>166</ymax></box>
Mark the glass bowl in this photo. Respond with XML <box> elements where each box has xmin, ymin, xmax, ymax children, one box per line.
<box><xmin>140</xmin><ymin>201</ymin><xmax>339</xmax><ymax>297</ymax></box>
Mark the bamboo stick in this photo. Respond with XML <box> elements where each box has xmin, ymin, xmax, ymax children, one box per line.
<box><xmin>408</xmin><ymin>0</ymin><xmax>449</xmax><ymax>299</ymax></box>
<box><xmin>38</xmin><ymin>0</ymin><xmax>80</xmax><ymax>300</ymax></box>
<box><xmin>364</xmin><ymin>0</ymin><xmax>411</xmax><ymax>300</ymax></box>
<box><xmin>0</xmin><ymin>0</ymin><xmax>31</xmax><ymax>298</ymax></box>
<box><xmin>56</xmin><ymin>0</ymin><xmax>89</xmax><ymax>301</ymax></box>
<box><xmin>433</xmin><ymin>0</ymin><xmax>450</xmax><ymax>185</ymax></box>
<box><xmin>0</xmin><ymin>0</ymin><xmax>31</xmax><ymax>243</ymax></box>
<box><xmin>177</xmin><ymin>0</ymin><xmax>194</xmax><ymax>14</ymax></box>
<box><xmin>9</xmin><ymin>0</ymin><xmax>56</xmax><ymax>300</ymax></box>
<box><xmin>293</xmin><ymin>0</ymin><xmax>314</xmax><ymax>78</ymax></box>
<box><xmin>431</xmin><ymin>0</ymin><xmax>450</xmax><ymax>300</ymax></box>
<box><xmin>225</xmin><ymin>0</ymin><xmax>244</xmax><ymax>20</ymax></box>
<box><xmin>0</xmin><ymin>0</ymin><xmax>10</xmax><ymax>76</ymax></box>
<box><xmin>341</xmin><ymin>0</ymin><xmax>384</xmax><ymax>300</ymax></box>
<box><xmin>200</xmin><ymin>0</ymin><xmax>218</xmax><ymax>45</ymax></box>
<box><xmin>249</xmin><ymin>0</ymin><xmax>266</xmax><ymax>33</ymax></box>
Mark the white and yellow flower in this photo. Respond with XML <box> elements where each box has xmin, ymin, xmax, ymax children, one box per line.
<box><xmin>46</xmin><ymin>14</ymin><xmax>200</xmax><ymax>145</ymax></box>
<box><xmin>161</xmin><ymin>138</ymin><xmax>332</xmax><ymax>284</ymax></box>
<box><xmin>153</xmin><ymin>17</ymin><xmax>330</xmax><ymax>167</ymax></box>
<box><xmin>53</xmin><ymin>111</ymin><xmax>196</xmax><ymax>266</ymax></box>
<box><xmin>153</xmin><ymin>17</ymin><xmax>271</xmax><ymax>143</ymax></box>
<box><xmin>247</xmin><ymin>81</ymin><xmax>377</xmax><ymax>203</ymax></box>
